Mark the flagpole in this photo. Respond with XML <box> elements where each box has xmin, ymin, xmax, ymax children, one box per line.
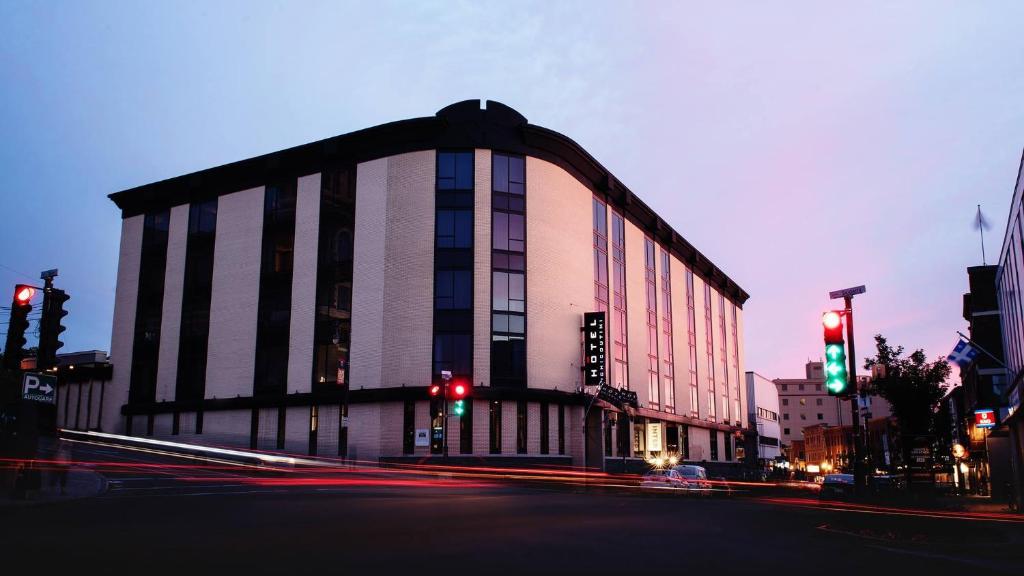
<box><xmin>978</xmin><ymin>205</ymin><xmax>987</xmax><ymax>265</ymax></box>
<box><xmin>956</xmin><ymin>330</ymin><xmax>1006</xmax><ymax>369</ymax></box>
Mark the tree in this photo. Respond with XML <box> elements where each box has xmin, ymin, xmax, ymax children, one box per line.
<box><xmin>862</xmin><ymin>335</ymin><xmax>951</xmax><ymax>489</ymax></box>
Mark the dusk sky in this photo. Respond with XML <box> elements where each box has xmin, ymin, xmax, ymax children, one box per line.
<box><xmin>2</xmin><ymin>1</ymin><xmax>1022</xmax><ymax>381</ymax></box>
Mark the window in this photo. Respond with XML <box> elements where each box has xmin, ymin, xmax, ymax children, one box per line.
<box><xmin>490</xmin><ymin>400</ymin><xmax>502</xmax><ymax>454</ymax></box>
<box><xmin>611</xmin><ymin>211</ymin><xmax>629</xmax><ymax>389</ymax></box>
<box><xmin>681</xmin><ymin>425</ymin><xmax>690</xmax><ymax>460</ymax></box>
<box><xmin>433</xmin><ymin>334</ymin><xmax>472</xmax><ymax>377</ymax></box>
<box><xmin>782</xmin><ymin>399</ymin><xmax>789</xmax><ymax>406</ymax></box>
<box><xmin>718</xmin><ymin>293</ymin><xmax>729</xmax><ymax>422</ymax></box>
<box><xmin>437</xmin><ymin>209</ymin><xmax>472</xmax><ymax>248</ymax></box>
<box><xmin>540</xmin><ymin>402</ymin><xmax>550</xmax><ymax>455</ymax></box>
<box><xmin>403</xmin><ymin>400</ymin><xmax>415</xmax><ymax>454</ymax></box>
<box><xmin>492</xmin><ymin>152</ymin><xmax>527</xmax><ymax>387</ymax></box>
<box><xmin>660</xmin><ymin>248</ymin><xmax>675</xmax><ymax>413</ymax></box>
<box><xmin>437</xmin><ymin>151</ymin><xmax>473</xmax><ymax>190</ymax></box>
<box><xmin>176</xmin><ymin>199</ymin><xmax>217</xmax><ymax>401</ymax></box>
<box><xmin>704</xmin><ymin>283</ymin><xmax>716</xmax><ymax>421</ymax></box>
<box><xmin>434</xmin><ymin>151</ymin><xmax>474</xmax><ymax>385</ymax></box>
<box><xmin>817</xmin><ymin>413</ymin><xmax>824</xmax><ymax>420</ymax></box>
<box><xmin>784</xmin><ymin>428</ymin><xmax>790</xmax><ymax>435</ymax></box>
<box><xmin>730</xmin><ymin>304</ymin><xmax>741</xmax><ymax>424</ymax></box>
<box><xmin>129</xmin><ymin>209</ymin><xmax>170</xmax><ymax>404</ymax></box>
<box><xmin>517</xmin><ymin>400</ymin><xmax>528</xmax><ymax>454</ymax></box>
<box><xmin>709</xmin><ymin>431</ymin><xmax>719</xmax><ymax>461</ymax></box>
<box><xmin>686</xmin><ymin>269</ymin><xmax>699</xmax><ymax>417</ymax></box>
<box><xmin>816</xmin><ymin>398</ymin><xmax>823</xmax><ymax>406</ymax></box>
<box><xmin>593</xmin><ymin>198</ymin><xmax>609</xmax><ymax>313</ymax></box>
<box><xmin>644</xmin><ymin>237</ymin><xmax>660</xmax><ymax>409</ymax></box>
<box><xmin>783</xmin><ymin>413</ymin><xmax>790</xmax><ymax>420</ymax></box>
<box><xmin>724</xmin><ymin>434</ymin><xmax>733</xmax><ymax>461</ymax></box>
<box><xmin>800</xmin><ymin>414</ymin><xmax>807</xmax><ymax>420</ymax></box>
<box><xmin>815</xmin><ymin>384</ymin><xmax>822</xmax><ymax>392</ymax></box>
<box><xmin>314</xmin><ymin>168</ymin><xmax>356</xmax><ymax>390</ymax></box>
<box><xmin>798</xmin><ymin>384</ymin><xmax>804</xmax><ymax>391</ymax></box>
<box><xmin>435</xmin><ymin>270</ymin><xmax>472</xmax><ymax>310</ymax></box>
<box><xmin>781</xmin><ymin>384</ymin><xmax>788</xmax><ymax>391</ymax></box>
<box><xmin>254</xmin><ymin>180</ymin><xmax>297</xmax><ymax>396</ymax></box>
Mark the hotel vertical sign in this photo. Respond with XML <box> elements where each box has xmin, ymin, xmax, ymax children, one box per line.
<box><xmin>583</xmin><ymin>312</ymin><xmax>607</xmax><ymax>387</ymax></box>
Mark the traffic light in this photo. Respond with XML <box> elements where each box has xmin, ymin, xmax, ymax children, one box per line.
<box><xmin>38</xmin><ymin>287</ymin><xmax>69</xmax><ymax>370</ymax></box>
<box><xmin>822</xmin><ymin>311</ymin><xmax>849</xmax><ymax>396</ymax></box>
<box><xmin>450</xmin><ymin>381</ymin><xmax>469</xmax><ymax>400</ymax></box>
<box><xmin>3</xmin><ymin>284</ymin><xmax>35</xmax><ymax>370</ymax></box>
<box><xmin>429</xmin><ymin>384</ymin><xmax>441</xmax><ymax>397</ymax></box>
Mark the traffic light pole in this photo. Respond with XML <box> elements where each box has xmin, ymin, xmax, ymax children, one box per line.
<box><xmin>844</xmin><ymin>295</ymin><xmax>864</xmax><ymax>496</ymax></box>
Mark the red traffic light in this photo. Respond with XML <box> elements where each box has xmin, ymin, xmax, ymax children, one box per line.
<box><xmin>14</xmin><ymin>285</ymin><xmax>34</xmax><ymax>304</ymax></box>
<box><xmin>429</xmin><ymin>384</ymin><xmax>441</xmax><ymax>397</ymax></box>
<box><xmin>822</xmin><ymin>311</ymin><xmax>842</xmax><ymax>330</ymax></box>
<box><xmin>451</xmin><ymin>382</ymin><xmax>468</xmax><ymax>399</ymax></box>
<box><xmin>822</xmin><ymin>310</ymin><xmax>844</xmax><ymax>344</ymax></box>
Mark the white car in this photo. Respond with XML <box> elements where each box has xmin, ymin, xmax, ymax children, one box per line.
<box><xmin>640</xmin><ymin>469</ymin><xmax>690</xmax><ymax>492</ymax></box>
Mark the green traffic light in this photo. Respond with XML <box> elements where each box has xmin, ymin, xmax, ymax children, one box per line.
<box><xmin>825</xmin><ymin>344</ymin><xmax>843</xmax><ymax>360</ymax></box>
<box><xmin>453</xmin><ymin>400</ymin><xmax>465</xmax><ymax>416</ymax></box>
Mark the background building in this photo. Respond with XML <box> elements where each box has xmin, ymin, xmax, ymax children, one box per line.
<box><xmin>102</xmin><ymin>100</ymin><xmax>750</xmax><ymax>469</ymax></box>
<box><xmin>995</xmin><ymin>150</ymin><xmax>1024</xmax><ymax>506</ymax></box>
<box><xmin>745</xmin><ymin>371</ymin><xmax>781</xmax><ymax>467</ymax></box>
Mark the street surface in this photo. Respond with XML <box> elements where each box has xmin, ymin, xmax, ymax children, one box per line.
<box><xmin>3</xmin><ymin>439</ymin><xmax>1022</xmax><ymax>575</ymax></box>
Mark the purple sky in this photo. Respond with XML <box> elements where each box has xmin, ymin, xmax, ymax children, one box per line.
<box><xmin>1</xmin><ymin>2</ymin><xmax>1022</xmax><ymax>381</ymax></box>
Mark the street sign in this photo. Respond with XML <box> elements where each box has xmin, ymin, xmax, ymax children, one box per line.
<box><xmin>646</xmin><ymin>422</ymin><xmax>662</xmax><ymax>452</ymax></box>
<box><xmin>22</xmin><ymin>372</ymin><xmax>57</xmax><ymax>404</ymax></box>
<box><xmin>829</xmin><ymin>285</ymin><xmax>866</xmax><ymax>300</ymax></box>
<box><xmin>582</xmin><ymin>312</ymin><xmax>607</xmax><ymax>387</ymax></box>
<box><xmin>414</xmin><ymin>428</ymin><xmax>429</xmax><ymax>447</ymax></box>
<box><xmin>597</xmin><ymin>384</ymin><xmax>638</xmax><ymax>409</ymax></box>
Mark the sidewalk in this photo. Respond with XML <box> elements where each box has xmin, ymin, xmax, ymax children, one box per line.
<box><xmin>0</xmin><ymin>436</ymin><xmax>107</xmax><ymax>507</ymax></box>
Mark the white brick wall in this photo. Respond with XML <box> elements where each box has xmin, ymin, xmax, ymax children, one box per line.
<box><xmin>502</xmin><ymin>400</ymin><xmax>518</xmax><ymax>454</ymax></box>
<box><xmin>285</xmin><ymin>406</ymin><xmax>309</xmax><ymax>454</ymax></box>
<box><xmin>525</xmin><ymin>157</ymin><xmax>592</xmax><ymax>393</ymax></box>
<box><xmin>205</xmin><ymin>186</ymin><xmax>264</xmax><ymax>400</ymax></box>
<box><xmin>202</xmin><ymin>409</ymin><xmax>251</xmax><ymax>448</ymax></box>
<box><xmin>624</xmin><ymin>218</ymin><xmax>649</xmax><ymax>406</ymax></box>
<box><xmin>527</xmin><ymin>402</ymin><xmax>542</xmax><ymax>454</ymax></box>
<box><xmin>105</xmin><ymin>215</ymin><xmax>143</xmax><ymax>434</ymax></box>
<box><xmin>153</xmin><ymin>413</ymin><xmax>173</xmax><ymax>438</ymax></box>
<box><xmin>287</xmin><ymin>173</ymin><xmax>321</xmax><ymax>395</ymax></box>
<box><xmin>155</xmin><ymin>203</ymin><xmax>189</xmax><ymax>402</ymax></box>
<box><xmin>350</xmin><ymin>158</ymin><xmax>388</xmax><ymax>390</ymax></box>
<box><xmin>346</xmin><ymin>403</ymin><xmax>382</xmax><ymax>462</ymax></box>
<box><xmin>382</xmin><ymin>151</ymin><xmax>434</xmax><ymax>389</ymax></box>
<box><xmin>315</xmin><ymin>404</ymin><xmax>341</xmax><ymax>457</ymax></box>
<box><xmin>473</xmin><ymin>149</ymin><xmax>491</xmax><ymax>388</ymax></box>
<box><xmin>473</xmin><ymin>399</ymin><xmax>490</xmax><ymax>454</ymax></box>
<box><xmin>379</xmin><ymin>402</ymin><xmax>403</xmax><ymax>457</ymax></box>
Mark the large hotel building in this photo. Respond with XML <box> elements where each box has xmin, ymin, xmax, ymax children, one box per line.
<box><xmin>101</xmin><ymin>100</ymin><xmax>749</xmax><ymax>469</ymax></box>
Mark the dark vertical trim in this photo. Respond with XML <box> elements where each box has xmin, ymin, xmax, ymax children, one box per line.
<box><xmin>489</xmin><ymin>400</ymin><xmax>502</xmax><ymax>454</ymax></box>
<box><xmin>250</xmin><ymin>408</ymin><xmax>259</xmax><ymax>450</ymax></box>
<box><xmin>196</xmin><ymin>409</ymin><xmax>204</xmax><ymax>435</ymax></box>
<box><xmin>146</xmin><ymin>414</ymin><xmax>154</xmax><ymax>436</ymax></box>
<box><xmin>129</xmin><ymin>210</ymin><xmax>170</xmax><ymax>403</ymax></box>
<box><xmin>74</xmin><ymin>384</ymin><xmax>82</xmax><ymax>430</ymax></box>
<box><xmin>309</xmin><ymin>405</ymin><xmax>318</xmax><ymax>456</ymax></box>
<box><xmin>97</xmin><ymin>381</ymin><xmax>106</xmax><ymax>432</ymax></box>
<box><xmin>558</xmin><ymin>404</ymin><xmax>566</xmax><ymax>455</ymax></box>
<box><xmin>276</xmin><ymin>406</ymin><xmax>286</xmax><ymax>450</ymax></box>
<box><xmin>459</xmin><ymin>398</ymin><xmax>473</xmax><ymax>454</ymax></box>
<box><xmin>86</xmin><ymin>383</ymin><xmax>94</xmax><ymax>430</ymax></box>
<box><xmin>254</xmin><ymin>180</ymin><xmax>297</xmax><ymax>396</ymax></box>
<box><xmin>176</xmin><ymin>199</ymin><xmax>218</xmax><ymax>401</ymax></box>
<box><xmin>539</xmin><ymin>401</ymin><xmax>549</xmax><ymax>455</ymax></box>
<box><xmin>172</xmin><ymin>411</ymin><xmax>180</xmax><ymax>435</ymax></box>
<box><xmin>403</xmin><ymin>399</ymin><xmax>415</xmax><ymax>455</ymax></box>
<box><xmin>516</xmin><ymin>400</ymin><xmax>527</xmax><ymax>454</ymax></box>
<box><xmin>126</xmin><ymin>415</ymin><xmax>133</xmax><ymax>436</ymax></box>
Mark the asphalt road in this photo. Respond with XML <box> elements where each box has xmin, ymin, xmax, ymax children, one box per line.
<box><xmin>3</xmin><ymin>440</ymin><xmax>1023</xmax><ymax>575</ymax></box>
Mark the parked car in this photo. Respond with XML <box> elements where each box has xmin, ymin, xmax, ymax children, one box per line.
<box><xmin>640</xmin><ymin>469</ymin><xmax>690</xmax><ymax>492</ymax></box>
<box><xmin>671</xmin><ymin>465</ymin><xmax>712</xmax><ymax>496</ymax></box>
<box><xmin>819</xmin><ymin>473</ymin><xmax>855</xmax><ymax>500</ymax></box>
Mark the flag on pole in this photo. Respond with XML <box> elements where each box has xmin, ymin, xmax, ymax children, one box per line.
<box><xmin>947</xmin><ymin>338</ymin><xmax>980</xmax><ymax>367</ymax></box>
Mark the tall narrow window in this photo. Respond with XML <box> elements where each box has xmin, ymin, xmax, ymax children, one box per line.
<box><xmin>611</xmin><ymin>211</ymin><xmax>629</xmax><ymax>389</ymax></box>
<box><xmin>660</xmin><ymin>248</ymin><xmax>675</xmax><ymax>413</ymax></box>
<box><xmin>490</xmin><ymin>400</ymin><xmax>502</xmax><ymax>454</ymax></box>
<box><xmin>434</xmin><ymin>151</ymin><xmax>474</xmax><ymax>388</ymax></box>
<box><xmin>731</xmin><ymin>303</ymin><xmax>741</xmax><ymax>425</ymax></box>
<box><xmin>254</xmin><ymin>180</ymin><xmax>297</xmax><ymax>396</ymax></box>
<box><xmin>314</xmin><ymin>168</ymin><xmax>356</xmax><ymax>391</ymax></box>
<box><xmin>710</xmin><ymin>430</ymin><xmax>719</xmax><ymax>461</ymax></box>
<box><xmin>686</xmin><ymin>269</ymin><xmax>699</xmax><ymax>418</ymax></box>
<box><xmin>176</xmin><ymin>200</ymin><xmax>217</xmax><ymax>401</ymax></box>
<box><xmin>703</xmin><ymin>282</ymin><xmax>716</xmax><ymax>421</ymax></box>
<box><xmin>129</xmin><ymin>209</ymin><xmax>170</xmax><ymax>403</ymax></box>
<box><xmin>593</xmin><ymin>198</ymin><xmax>609</xmax><ymax>314</ymax></box>
<box><xmin>644</xmin><ymin>237</ymin><xmax>659</xmax><ymax>409</ymax></box>
<box><xmin>719</xmin><ymin>293</ymin><xmax>730</xmax><ymax>424</ymax></box>
<box><xmin>492</xmin><ymin>152</ymin><xmax>526</xmax><ymax>387</ymax></box>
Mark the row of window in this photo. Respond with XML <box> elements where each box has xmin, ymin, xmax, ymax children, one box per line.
<box><xmin>756</xmin><ymin>407</ymin><xmax>778</xmax><ymax>421</ymax></box>
<box><xmin>781</xmin><ymin>397</ymin><xmax>825</xmax><ymax>406</ymax></box>
<box><xmin>404</xmin><ymin>399</ymin><xmax>567</xmax><ymax>455</ymax></box>
<box><xmin>782</xmin><ymin>412</ymin><xmax>825</xmax><ymax>421</ymax></box>
<box><xmin>997</xmin><ymin>212</ymin><xmax>1024</xmax><ymax>379</ymax></box>
<box><xmin>779</xmin><ymin>383</ymin><xmax>823</xmax><ymax>392</ymax></box>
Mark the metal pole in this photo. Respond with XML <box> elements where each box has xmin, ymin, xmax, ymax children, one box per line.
<box><xmin>442</xmin><ymin>372</ymin><xmax>451</xmax><ymax>458</ymax></box>
<box><xmin>844</xmin><ymin>295</ymin><xmax>863</xmax><ymax>494</ymax></box>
